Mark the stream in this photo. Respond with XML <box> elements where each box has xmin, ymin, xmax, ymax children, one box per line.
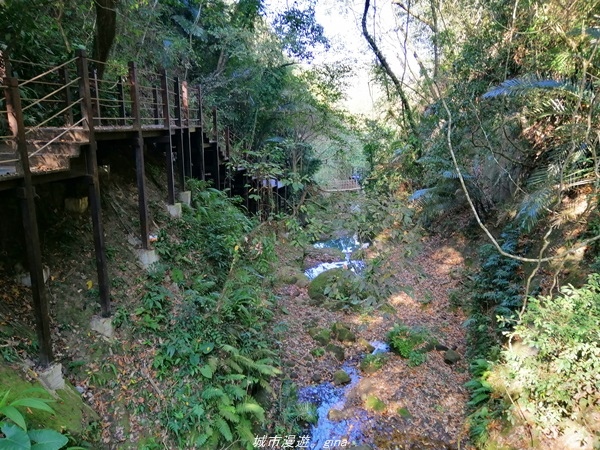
<box><xmin>305</xmin><ymin>236</ymin><xmax>368</xmax><ymax>281</ymax></box>
<box><xmin>298</xmin><ymin>236</ymin><xmax>380</xmax><ymax>448</ymax></box>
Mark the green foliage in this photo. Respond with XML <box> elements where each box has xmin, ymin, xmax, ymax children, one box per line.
<box><xmin>500</xmin><ymin>274</ymin><xmax>600</xmax><ymax>430</ymax></box>
<box><xmin>272</xmin><ymin>380</ymin><xmax>317</xmax><ymax>438</ymax></box>
<box><xmin>466</xmin><ymin>227</ymin><xmax>523</xmax><ymax>361</ymax></box>
<box><xmin>464</xmin><ymin>359</ymin><xmax>501</xmax><ymax>443</ymax></box>
<box><xmin>0</xmin><ymin>423</ymin><xmax>69</xmax><ymax>450</ymax></box>
<box><xmin>359</xmin><ymin>354</ymin><xmax>388</xmax><ymax>374</ymax></box>
<box><xmin>386</xmin><ymin>323</ymin><xmax>433</xmax><ymax>366</ymax></box>
<box><xmin>0</xmin><ymin>389</ymin><xmax>55</xmax><ymax>431</ymax></box>
<box><xmin>107</xmin><ymin>183</ymin><xmax>283</xmax><ymax>448</ymax></box>
<box><xmin>272</xmin><ymin>1</ymin><xmax>329</xmax><ymax>61</ymax></box>
<box><xmin>0</xmin><ymin>389</ymin><xmax>69</xmax><ymax>450</ymax></box>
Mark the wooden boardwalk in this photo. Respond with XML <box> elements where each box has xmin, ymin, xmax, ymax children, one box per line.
<box><xmin>0</xmin><ymin>51</ymin><xmax>246</xmax><ymax>365</ymax></box>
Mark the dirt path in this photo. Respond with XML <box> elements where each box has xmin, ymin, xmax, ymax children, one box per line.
<box><xmin>273</xmin><ymin>234</ymin><xmax>472</xmax><ymax>449</ymax></box>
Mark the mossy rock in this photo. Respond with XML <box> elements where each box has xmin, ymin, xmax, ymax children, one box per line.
<box><xmin>303</xmin><ymin>247</ymin><xmax>345</xmax><ymax>266</ymax></box>
<box><xmin>308</xmin><ymin>327</ymin><xmax>331</xmax><ymax>346</ymax></box>
<box><xmin>275</xmin><ymin>266</ymin><xmax>305</xmax><ymax>286</ymax></box>
<box><xmin>307</xmin><ymin>268</ymin><xmax>363</xmax><ymax>310</ymax></box>
<box><xmin>295</xmin><ymin>274</ymin><xmax>310</xmax><ymax>288</ymax></box>
<box><xmin>0</xmin><ymin>363</ymin><xmax>98</xmax><ymax>436</ymax></box>
<box><xmin>333</xmin><ymin>369</ymin><xmax>351</xmax><ymax>386</ymax></box>
<box><xmin>331</xmin><ymin>322</ymin><xmax>356</xmax><ymax>342</ymax></box>
<box><xmin>443</xmin><ymin>349</ymin><xmax>461</xmax><ymax>365</ymax></box>
<box><xmin>359</xmin><ymin>354</ymin><xmax>387</xmax><ymax>374</ymax></box>
<box><xmin>358</xmin><ymin>338</ymin><xmax>375</xmax><ymax>353</ymax></box>
<box><xmin>365</xmin><ymin>395</ymin><xmax>386</xmax><ymax>412</ymax></box>
<box><xmin>325</xmin><ymin>343</ymin><xmax>345</xmax><ymax>362</ymax></box>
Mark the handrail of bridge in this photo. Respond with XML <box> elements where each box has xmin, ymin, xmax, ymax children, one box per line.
<box><xmin>21</xmin><ymin>76</ymin><xmax>80</xmax><ymax>112</ymax></box>
<box><xmin>19</xmin><ymin>57</ymin><xmax>78</xmax><ymax>88</ymax></box>
<box><xmin>28</xmin><ymin>117</ymin><xmax>86</xmax><ymax>158</ymax></box>
<box><xmin>1</xmin><ymin>51</ymin><xmax>240</xmax><ymax>178</ymax></box>
<box><xmin>26</xmin><ymin>98</ymin><xmax>83</xmax><ymax>132</ymax></box>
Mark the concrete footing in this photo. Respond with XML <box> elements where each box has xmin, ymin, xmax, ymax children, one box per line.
<box><xmin>39</xmin><ymin>363</ymin><xmax>65</xmax><ymax>391</ymax></box>
<box><xmin>90</xmin><ymin>315</ymin><xmax>114</xmax><ymax>339</ymax></box>
<box><xmin>178</xmin><ymin>191</ymin><xmax>191</xmax><ymax>206</ymax></box>
<box><xmin>16</xmin><ymin>265</ymin><xmax>50</xmax><ymax>287</ymax></box>
<box><xmin>65</xmin><ymin>197</ymin><xmax>88</xmax><ymax>214</ymax></box>
<box><xmin>167</xmin><ymin>203</ymin><xmax>182</xmax><ymax>218</ymax></box>
<box><xmin>136</xmin><ymin>249</ymin><xmax>159</xmax><ymax>269</ymax></box>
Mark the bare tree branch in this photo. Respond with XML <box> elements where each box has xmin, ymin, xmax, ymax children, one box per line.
<box><xmin>362</xmin><ymin>0</ymin><xmax>419</xmax><ymax>148</ymax></box>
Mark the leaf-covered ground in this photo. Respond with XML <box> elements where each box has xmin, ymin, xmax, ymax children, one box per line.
<box><xmin>273</xmin><ymin>232</ymin><xmax>474</xmax><ymax>449</ymax></box>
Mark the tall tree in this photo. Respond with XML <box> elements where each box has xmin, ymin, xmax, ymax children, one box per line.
<box><xmin>93</xmin><ymin>0</ymin><xmax>119</xmax><ymax>78</ymax></box>
<box><xmin>361</xmin><ymin>0</ymin><xmax>419</xmax><ymax>150</ymax></box>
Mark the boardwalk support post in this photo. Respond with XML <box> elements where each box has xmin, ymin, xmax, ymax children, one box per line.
<box><xmin>129</xmin><ymin>61</ymin><xmax>150</xmax><ymax>250</ymax></box>
<box><xmin>196</xmin><ymin>86</ymin><xmax>205</xmax><ymax>181</ymax></box>
<box><xmin>160</xmin><ymin>69</ymin><xmax>175</xmax><ymax>205</ymax></box>
<box><xmin>173</xmin><ymin>77</ymin><xmax>185</xmax><ymax>190</ymax></box>
<box><xmin>5</xmin><ymin>77</ymin><xmax>54</xmax><ymax>366</ymax></box>
<box><xmin>212</xmin><ymin>107</ymin><xmax>221</xmax><ymax>190</ymax></box>
<box><xmin>77</xmin><ymin>50</ymin><xmax>111</xmax><ymax>318</ymax></box>
<box><xmin>181</xmin><ymin>81</ymin><xmax>192</xmax><ymax>179</ymax></box>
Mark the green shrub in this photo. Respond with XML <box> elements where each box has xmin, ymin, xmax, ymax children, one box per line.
<box><xmin>359</xmin><ymin>354</ymin><xmax>388</xmax><ymax>373</ymax></box>
<box><xmin>387</xmin><ymin>323</ymin><xmax>432</xmax><ymax>366</ymax></box>
<box><xmin>496</xmin><ymin>274</ymin><xmax>600</xmax><ymax>431</ymax></box>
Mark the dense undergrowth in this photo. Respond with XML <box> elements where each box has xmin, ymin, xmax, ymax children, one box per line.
<box><xmin>455</xmin><ymin>224</ymin><xmax>600</xmax><ymax>448</ymax></box>
<box><xmin>110</xmin><ymin>180</ymin><xmax>291</xmax><ymax>449</ymax></box>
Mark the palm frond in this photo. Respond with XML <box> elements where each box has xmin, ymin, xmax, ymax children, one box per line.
<box><xmin>409</xmin><ymin>188</ymin><xmax>434</xmax><ymax>203</ymax></box>
<box><xmin>482</xmin><ymin>77</ymin><xmax>575</xmax><ymax>99</ymax></box>
<box><xmin>568</xmin><ymin>27</ymin><xmax>600</xmax><ymax>43</ymax></box>
<box><xmin>517</xmin><ymin>187</ymin><xmax>556</xmax><ymax>231</ymax></box>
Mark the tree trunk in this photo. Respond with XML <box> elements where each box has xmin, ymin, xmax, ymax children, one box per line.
<box><xmin>361</xmin><ymin>0</ymin><xmax>419</xmax><ymax>145</ymax></box>
<box><xmin>92</xmin><ymin>0</ymin><xmax>118</xmax><ymax>79</ymax></box>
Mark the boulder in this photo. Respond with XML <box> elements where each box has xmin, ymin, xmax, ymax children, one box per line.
<box><xmin>307</xmin><ymin>268</ymin><xmax>361</xmax><ymax>308</ymax></box>
<box><xmin>308</xmin><ymin>327</ymin><xmax>331</xmax><ymax>346</ymax></box>
<box><xmin>358</xmin><ymin>338</ymin><xmax>375</xmax><ymax>353</ymax></box>
<box><xmin>333</xmin><ymin>369</ymin><xmax>351</xmax><ymax>386</ymax></box>
<box><xmin>328</xmin><ymin>408</ymin><xmax>346</xmax><ymax>421</ymax></box>
<box><xmin>295</xmin><ymin>274</ymin><xmax>310</xmax><ymax>288</ymax></box>
<box><xmin>331</xmin><ymin>322</ymin><xmax>356</xmax><ymax>342</ymax></box>
<box><xmin>443</xmin><ymin>349</ymin><xmax>461</xmax><ymax>365</ymax></box>
<box><xmin>325</xmin><ymin>343</ymin><xmax>345</xmax><ymax>362</ymax></box>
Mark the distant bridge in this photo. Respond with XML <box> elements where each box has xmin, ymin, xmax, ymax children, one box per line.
<box><xmin>320</xmin><ymin>179</ymin><xmax>362</xmax><ymax>192</ymax></box>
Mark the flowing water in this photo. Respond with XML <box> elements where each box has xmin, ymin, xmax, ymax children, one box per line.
<box><xmin>298</xmin><ymin>365</ymin><xmax>366</xmax><ymax>448</ymax></box>
<box><xmin>299</xmin><ymin>236</ymin><xmax>378</xmax><ymax>448</ymax></box>
<box><xmin>305</xmin><ymin>236</ymin><xmax>368</xmax><ymax>280</ymax></box>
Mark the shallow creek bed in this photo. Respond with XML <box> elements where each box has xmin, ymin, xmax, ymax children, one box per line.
<box><xmin>271</xmin><ymin>234</ymin><xmax>472</xmax><ymax>449</ymax></box>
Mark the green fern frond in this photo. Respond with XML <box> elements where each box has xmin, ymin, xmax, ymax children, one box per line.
<box><xmin>171</xmin><ymin>15</ymin><xmax>205</xmax><ymax>38</ymax></box>
<box><xmin>219</xmin><ymin>405</ymin><xmax>240</xmax><ymax>423</ymax></box>
<box><xmin>517</xmin><ymin>187</ymin><xmax>556</xmax><ymax>231</ymax></box>
<box><xmin>221</xmin><ymin>344</ymin><xmax>240</xmax><ymax>356</ymax></box>
<box><xmin>201</xmin><ymin>387</ymin><xmax>225</xmax><ymax>400</ymax></box>
<box><xmin>236</xmin><ymin>417</ymin><xmax>255</xmax><ymax>444</ymax></box>
<box><xmin>258</xmin><ymin>378</ymin><xmax>274</xmax><ymax>394</ymax></box>
<box><xmin>224</xmin><ymin>384</ymin><xmax>247</xmax><ymax>400</ymax></box>
<box><xmin>215</xmin><ymin>417</ymin><xmax>233</xmax><ymax>441</ymax></box>
<box><xmin>416</xmin><ymin>156</ymin><xmax>452</xmax><ymax>166</ymax></box>
<box><xmin>236</xmin><ymin>400</ymin><xmax>265</xmax><ymax>422</ymax></box>
<box><xmin>567</xmin><ymin>27</ymin><xmax>600</xmax><ymax>42</ymax></box>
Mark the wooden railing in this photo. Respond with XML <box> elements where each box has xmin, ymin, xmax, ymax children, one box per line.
<box><xmin>0</xmin><ymin>51</ymin><xmax>227</xmax><ymax>178</ymax></box>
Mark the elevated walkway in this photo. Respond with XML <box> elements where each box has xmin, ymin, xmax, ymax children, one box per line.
<box><xmin>0</xmin><ymin>51</ymin><xmax>245</xmax><ymax>366</ymax></box>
